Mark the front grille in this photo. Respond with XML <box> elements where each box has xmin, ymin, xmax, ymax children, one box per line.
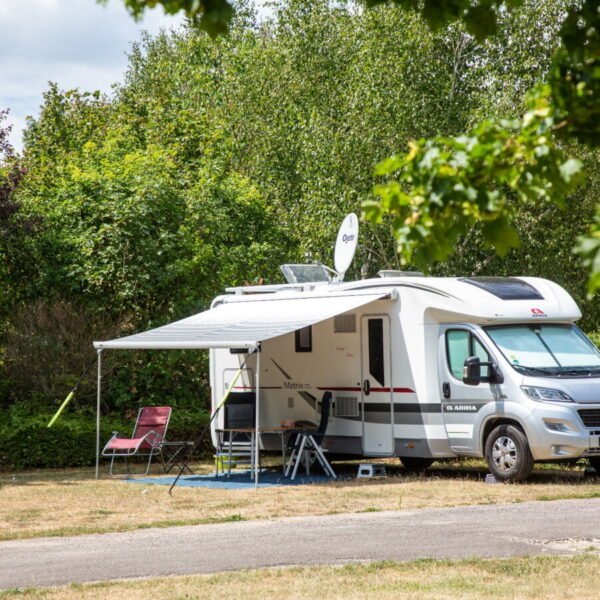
<box><xmin>578</xmin><ymin>409</ymin><xmax>600</xmax><ymax>428</ymax></box>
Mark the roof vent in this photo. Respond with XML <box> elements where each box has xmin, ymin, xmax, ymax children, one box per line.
<box><xmin>378</xmin><ymin>270</ymin><xmax>424</xmax><ymax>278</ymax></box>
<box><xmin>459</xmin><ymin>277</ymin><xmax>544</xmax><ymax>300</ymax></box>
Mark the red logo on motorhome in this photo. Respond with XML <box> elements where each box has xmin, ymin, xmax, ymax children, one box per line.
<box><xmin>531</xmin><ymin>308</ymin><xmax>546</xmax><ymax>317</ymax></box>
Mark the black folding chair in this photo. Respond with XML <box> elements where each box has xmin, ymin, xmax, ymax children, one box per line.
<box><xmin>284</xmin><ymin>392</ymin><xmax>336</xmax><ymax>480</ymax></box>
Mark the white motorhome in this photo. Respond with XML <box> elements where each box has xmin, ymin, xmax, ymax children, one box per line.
<box><xmin>210</xmin><ymin>270</ymin><xmax>600</xmax><ymax>481</ymax></box>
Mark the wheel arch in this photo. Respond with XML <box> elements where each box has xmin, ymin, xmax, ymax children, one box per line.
<box><xmin>480</xmin><ymin>417</ymin><xmax>528</xmax><ymax>455</ymax></box>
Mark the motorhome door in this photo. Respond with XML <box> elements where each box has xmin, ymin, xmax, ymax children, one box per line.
<box><xmin>361</xmin><ymin>315</ymin><xmax>394</xmax><ymax>455</ymax></box>
<box><xmin>438</xmin><ymin>326</ymin><xmax>496</xmax><ymax>452</ymax></box>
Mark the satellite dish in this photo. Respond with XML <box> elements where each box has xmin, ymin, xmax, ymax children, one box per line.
<box><xmin>334</xmin><ymin>213</ymin><xmax>359</xmax><ymax>280</ymax></box>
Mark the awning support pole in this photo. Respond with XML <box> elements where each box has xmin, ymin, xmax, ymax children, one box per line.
<box><xmin>254</xmin><ymin>344</ymin><xmax>261</xmax><ymax>488</ymax></box>
<box><xmin>95</xmin><ymin>348</ymin><xmax>103</xmax><ymax>479</ymax></box>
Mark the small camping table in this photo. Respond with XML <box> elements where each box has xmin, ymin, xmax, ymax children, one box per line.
<box><xmin>257</xmin><ymin>427</ymin><xmax>295</xmax><ymax>473</ymax></box>
<box><xmin>159</xmin><ymin>441</ymin><xmax>195</xmax><ymax>474</ymax></box>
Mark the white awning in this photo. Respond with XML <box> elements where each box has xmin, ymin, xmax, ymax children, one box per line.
<box><xmin>94</xmin><ymin>290</ymin><xmax>391</xmax><ymax>350</ymax></box>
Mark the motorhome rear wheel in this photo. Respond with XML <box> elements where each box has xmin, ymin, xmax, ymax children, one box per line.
<box><xmin>589</xmin><ymin>457</ymin><xmax>600</xmax><ymax>473</ymax></box>
<box><xmin>484</xmin><ymin>425</ymin><xmax>534</xmax><ymax>482</ymax></box>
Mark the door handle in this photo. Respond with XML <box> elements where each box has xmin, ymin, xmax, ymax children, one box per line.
<box><xmin>442</xmin><ymin>382</ymin><xmax>451</xmax><ymax>399</ymax></box>
<box><xmin>363</xmin><ymin>380</ymin><xmax>371</xmax><ymax>396</ymax></box>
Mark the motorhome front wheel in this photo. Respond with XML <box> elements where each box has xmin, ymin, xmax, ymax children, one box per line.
<box><xmin>485</xmin><ymin>424</ymin><xmax>534</xmax><ymax>482</ymax></box>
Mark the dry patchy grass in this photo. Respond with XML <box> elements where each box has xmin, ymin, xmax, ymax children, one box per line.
<box><xmin>1</xmin><ymin>555</ymin><xmax>599</xmax><ymax>599</ymax></box>
<box><xmin>0</xmin><ymin>459</ymin><xmax>598</xmax><ymax>541</ymax></box>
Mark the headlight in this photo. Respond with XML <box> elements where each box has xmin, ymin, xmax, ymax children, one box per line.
<box><xmin>521</xmin><ymin>386</ymin><xmax>573</xmax><ymax>403</ymax></box>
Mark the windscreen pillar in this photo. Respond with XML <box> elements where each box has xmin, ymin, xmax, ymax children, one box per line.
<box><xmin>95</xmin><ymin>348</ymin><xmax>103</xmax><ymax>479</ymax></box>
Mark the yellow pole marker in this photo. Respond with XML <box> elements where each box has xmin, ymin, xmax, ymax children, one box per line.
<box><xmin>47</xmin><ymin>390</ymin><xmax>75</xmax><ymax>428</ymax></box>
<box><xmin>215</xmin><ymin>363</ymin><xmax>246</xmax><ymax>414</ymax></box>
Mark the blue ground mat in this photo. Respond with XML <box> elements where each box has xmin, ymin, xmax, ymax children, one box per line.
<box><xmin>125</xmin><ymin>469</ymin><xmax>338</xmax><ymax>489</ymax></box>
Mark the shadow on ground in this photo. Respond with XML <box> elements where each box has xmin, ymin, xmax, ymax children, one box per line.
<box><xmin>1</xmin><ymin>457</ymin><xmax>598</xmax><ymax>488</ymax></box>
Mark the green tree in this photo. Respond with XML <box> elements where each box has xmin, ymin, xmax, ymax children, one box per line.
<box><xmin>0</xmin><ymin>110</ymin><xmax>34</xmax><ymax>320</ymax></box>
<box><xmin>108</xmin><ymin>0</ymin><xmax>600</xmax><ymax>291</ymax></box>
<box><xmin>362</xmin><ymin>0</ymin><xmax>600</xmax><ymax>293</ymax></box>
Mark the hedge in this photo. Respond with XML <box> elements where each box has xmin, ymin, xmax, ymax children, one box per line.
<box><xmin>0</xmin><ymin>408</ymin><xmax>210</xmax><ymax>470</ymax></box>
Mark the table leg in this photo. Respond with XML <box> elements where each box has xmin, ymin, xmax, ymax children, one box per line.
<box><xmin>251</xmin><ymin>431</ymin><xmax>256</xmax><ymax>480</ymax></box>
<box><xmin>228</xmin><ymin>434</ymin><xmax>233</xmax><ymax>479</ymax></box>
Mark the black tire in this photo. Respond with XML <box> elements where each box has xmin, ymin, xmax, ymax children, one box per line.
<box><xmin>485</xmin><ymin>424</ymin><xmax>534</xmax><ymax>482</ymax></box>
<box><xmin>588</xmin><ymin>457</ymin><xmax>600</xmax><ymax>474</ymax></box>
<box><xmin>399</xmin><ymin>456</ymin><xmax>434</xmax><ymax>473</ymax></box>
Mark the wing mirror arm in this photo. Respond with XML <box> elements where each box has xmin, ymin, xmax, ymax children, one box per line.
<box><xmin>488</xmin><ymin>362</ymin><xmax>504</xmax><ymax>384</ymax></box>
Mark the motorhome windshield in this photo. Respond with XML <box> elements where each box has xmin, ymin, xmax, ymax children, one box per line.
<box><xmin>484</xmin><ymin>325</ymin><xmax>600</xmax><ymax>376</ymax></box>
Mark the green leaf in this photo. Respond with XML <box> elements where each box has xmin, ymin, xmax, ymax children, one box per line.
<box><xmin>483</xmin><ymin>219</ymin><xmax>521</xmax><ymax>256</ymax></box>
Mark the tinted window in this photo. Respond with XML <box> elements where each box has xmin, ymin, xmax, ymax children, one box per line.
<box><xmin>446</xmin><ymin>330</ymin><xmax>491</xmax><ymax>380</ymax></box>
<box><xmin>368</xmin><ymin>318</ymin><xmax>385</xmax><ymax>386</ymax></box>
<box><xmin>472</xmin><ymin>337</ymin><xmax>491</xmax><ymax>378</ymax></box>
<box><xmin>295</xmin><ymin>326</ymin><xmax>312</xmax><ymax>352</ymax></box>
<box><xmin>447</xmin><ymin>330</ymin><xmax>470</xmax><ymax>379</ymax></box>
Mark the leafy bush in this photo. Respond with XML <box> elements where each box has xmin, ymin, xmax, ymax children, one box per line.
<box><xmin>0</xmin><ymin>412</ymin><xmax>119</xmax><ymax>470</ymax></box>
<box><xmin>0</xmin><ymin>407</ymin><xmax>210</xmax><ymax>470</ymax></box>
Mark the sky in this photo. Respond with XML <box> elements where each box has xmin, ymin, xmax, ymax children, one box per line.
<box><xmin>0</xmin><ymin>0</ymin><xmax>185</xmax><ymax>151</ymax></box>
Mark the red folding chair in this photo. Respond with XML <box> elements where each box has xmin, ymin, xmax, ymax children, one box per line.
<box><xmin>102</xmin><ymin>406</ymin><xmax>172</xmax><ymax>476</ymax></box>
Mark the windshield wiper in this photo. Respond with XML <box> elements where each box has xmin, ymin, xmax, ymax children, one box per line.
<box><xmin>515</xmin><ymin>365</ymin><xmax>557</xmax><ymax>376</ymax></box>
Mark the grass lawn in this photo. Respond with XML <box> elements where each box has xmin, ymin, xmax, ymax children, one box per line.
<box><xmin>0</xmin><ymin>458</ymin><xmax>598</xmax><ymax>541</ymax></box>
<box><xmin>1</xmin><ymin>555</ymin><xmax>599</xmax><ymax>599</ymax></box>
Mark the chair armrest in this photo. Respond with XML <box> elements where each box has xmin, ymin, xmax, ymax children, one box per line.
<box><xmin>119</xmin><ymin>430</ymin><xmax>162</xmax><ymax>453</ymax></box>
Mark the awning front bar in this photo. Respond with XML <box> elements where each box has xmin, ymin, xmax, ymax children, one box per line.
<box><xmin>93</xmin><ymin>341</ymin><xmax>258</xmax><ymax>351</ymax></box>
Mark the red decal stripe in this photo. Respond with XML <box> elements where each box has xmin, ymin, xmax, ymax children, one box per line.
<box><xmin>232</xmin><ymin>386</ymin><xmax>282</xmax><ymax>390</ymax></box>
<box><xmin>317</xmin><ymin>386</ymin><xmax>415</xmax><ymax>394</ymax></box>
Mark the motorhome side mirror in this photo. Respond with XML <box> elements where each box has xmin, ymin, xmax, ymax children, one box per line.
<box><xmin>463</xmin><ymin>356</ymin><xmax>481</xmax><ymax>386</ymax></box>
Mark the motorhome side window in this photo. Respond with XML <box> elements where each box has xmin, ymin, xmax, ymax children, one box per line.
<box><xmin>446</xmin><ymin>330</ymin><xmax>490</xmax><ymax>381</ymax></box>
<box><xmin>295</xmin><ymin>326</ymin><xmax>312</xmax><ymax>352</ymax></box>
